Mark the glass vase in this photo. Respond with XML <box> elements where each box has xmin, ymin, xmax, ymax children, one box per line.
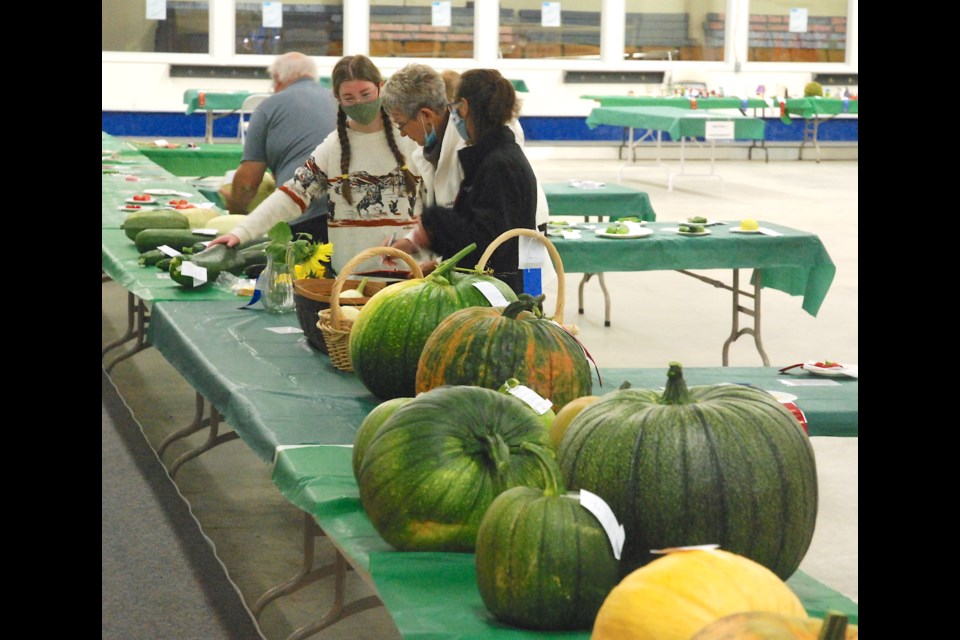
<box><xmin>261</xmin><ymin>246</ymin><xmax>296</xmax><ymax>314</ymax></box>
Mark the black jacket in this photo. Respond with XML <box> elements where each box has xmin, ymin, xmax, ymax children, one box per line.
<box><xmin>420</xmin><ymin>126</ymin><xmax>538</xmax><ymax>294</ymax></box>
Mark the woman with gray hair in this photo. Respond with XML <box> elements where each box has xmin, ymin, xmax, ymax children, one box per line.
<box><xmin>381</xmin><ymin>63</ymin><xmax>548</xmax><ymax>266</ymax></box>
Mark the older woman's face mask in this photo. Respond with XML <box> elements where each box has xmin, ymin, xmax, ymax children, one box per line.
<box><xmin>448</xmin><ymin>102</ymin><xmax>469</xmax><ymax>141</ymax></box>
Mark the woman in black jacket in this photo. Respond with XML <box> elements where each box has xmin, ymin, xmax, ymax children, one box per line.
<box><xmin>407</xmin><ymin>68</ymin><xmax>538</xmax><ymax>294</ymax></box>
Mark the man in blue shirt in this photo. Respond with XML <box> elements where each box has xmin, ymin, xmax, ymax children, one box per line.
<box><xmin>221</xmin><ymin>51</ymin><xmax>337</xmax><ymax>241</ymax></box>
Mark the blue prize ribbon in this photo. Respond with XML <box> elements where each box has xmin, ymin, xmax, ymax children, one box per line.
<box><xmin>842</xmin><ymin>98</ymin><xmax>850</xmax><ymax>113</ymax></box>
<box><xmin>241</xmin><ymin>274</ymin><xmax>264</xmax><ymax>309</ymax></box>
<box><xmin>740</xmin><ymin>98</ymin><xmax>749</xmax><ymax>110</ymax></box>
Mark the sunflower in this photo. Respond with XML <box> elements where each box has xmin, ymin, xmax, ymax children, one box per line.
<box><xmin>297</xmin><ymin>242</ymin><xmax>333</xmax><ymax>279</ymax></box>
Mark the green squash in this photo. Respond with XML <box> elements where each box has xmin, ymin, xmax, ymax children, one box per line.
<box><xmin>415</xmin><ymin>294</ymin><xmax>593</xmax><ymax>411</ymax></box>
<box><xmin>352</xmin><ymin>396</ymin><xmax>413</xmax><ymax>483</ymax></box>
<box><xmin>557</xmin><ymin>362</ymin><xmax>818</xmax><ymax>579</ymax></box>
<box><xmin>475</xmin><ymin>480</ymin><xmax>620</xmax><ymax>630</ymax></box>
<box><xmin>357</xmin><ymin>385</ymin><xmax>558</xmax><ymax>552</ymax></box>
<box><xmin>349</xmin><ymin>244</ymin><xmax>518</xmax><ymax>400</ymax></box>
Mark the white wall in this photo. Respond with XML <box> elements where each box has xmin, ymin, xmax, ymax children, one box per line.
<box><xmin>101</xmin><ymin>0</ymin><xmax>858</xmax><ymax>118</ymax></box>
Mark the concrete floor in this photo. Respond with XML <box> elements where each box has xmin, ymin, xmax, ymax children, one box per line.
<box><xmin>102</xmin><ymin>157</ymin><xmax>857</xmax><ymax>639</ymax></box>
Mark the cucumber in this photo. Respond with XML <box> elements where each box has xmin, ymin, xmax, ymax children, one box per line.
<box><xmin>134</xmin><ymin>229</ymin><xmax>217</xmax><ymax>254</ymax></box>
<box><xmin>121</xmin><ymin>210</ymin><xmax>190</xmax><ymax>241</ymax></box>
<box><xmin>156</xmin><ymin>257</ymin><xmax>173</xmax><ymax>271</ymax></box>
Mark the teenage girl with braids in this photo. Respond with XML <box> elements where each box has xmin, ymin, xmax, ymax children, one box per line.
<box><xmin>211</xmin><ymin>55</ymin><xmax>421</xmax><ymax>276</ymax></box>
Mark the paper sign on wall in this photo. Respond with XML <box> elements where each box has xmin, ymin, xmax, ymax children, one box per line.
<box><xmin>431</xmin><ymin>1</ymin><xmax>451</xmax><ymax>27</ymax></box>
<box><xmin>518</xmin><ymin>236</ymin><xmax>547</xmax><ymax>269</ymax></box>
<box><xmin>263</xmin><ymin>2</ymin><xmax>283</xmax><ymax>28</ymax></box>
<box><xmin>705</xmin><ymin>121</ymin><xmax>734</xmax><ymax>140</ymax></box>
<box><xmin>146</xmin><ymin>0</ymin><xmax>167</xmax><ymax>20</ymax></box>
<box><xmin>541</xmin><ymin>2</ymin><xmax>561</xmax><ymax>27</ymax></box>
<box><xmin>789</xmin><ymin>8</ymin><xmax>808</xmax><ymax>33</ymax></box>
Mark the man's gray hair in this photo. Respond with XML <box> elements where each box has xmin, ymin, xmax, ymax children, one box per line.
<box><xmin>269</xmin><ymin>52</ymin><xmax>319</xmax><ymax>85</ymax></box>
<box><xmin>382</xmin><ymin>63</ymin><xmax>448</xmax><ymax>118</ymax></box>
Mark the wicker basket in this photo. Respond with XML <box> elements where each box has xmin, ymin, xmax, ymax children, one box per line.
<box><xmin>293</xmin><ymin>277</ymin><xmax>393</xmax><ymax>354</ymax></box>
<box><xmin>476</xmin><ymin>228</ymin><xmax>572</xmax><ymax>330</ymax></box>
<box><xmin>318</xmin><ymin>246</ymin><xmax>424</xmax><ymax>372</ymax></box>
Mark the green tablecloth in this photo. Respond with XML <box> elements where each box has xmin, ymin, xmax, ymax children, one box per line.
<box><xmin>785</xmin><ymin>97</ymin><xmax>859</xmax><ymax>118</ymax></box>
<box><xmin>542</xmin><ymin>183</ymin><xmax>656</xmax><ymax>221</ymax></box>
<box><xmin>273</xmin><ymin>445</ymin><xmax>858</xmax><ymax>639</ymax></box>
<box><xmin>550</xmin><ymin>221</ymin><xmax>835</xmax><ymax>317</ymax></box>
<box><xmin>586</xmin><ymin>106</ymin><xmax>766</xmax><ymax>141</ymax></box>
<box><xmin>582</xmin><ymin>95</ymin><xmax>768</xmax><ymax>109</ymax></box>
<box><xmin>509</xmin><ymin>79</ymin><xmax>529</xmax><ymax>93</ymax></box>
<box><xmin>183</xmin><ymin>89</ymin><xmax>253</xmax><ymax>115</ymax></box>
<box><xmin>134</xmin><ymin>144</ymin><xmax>244</xmax><ymax>177</ymax></box>
<box><xmin>148</xmin><ymin>301</ymin><xmax>381</xmax><ymax>461</ymax></box>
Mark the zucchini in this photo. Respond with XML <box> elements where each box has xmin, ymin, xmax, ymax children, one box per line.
<box><xmin>138</xmin><ymin>249</ymin><xmax>166</xmax><ymax>267</ymax></box>
<box><xmin>169</xmin><ymin>243</ymin><xmax>255</xmax><ymax>289</ymax></box>
<box><xmin>134</xmin><ymin>229</ymin><xmax>217</xmax><ymax>254</ymax></box>
<box><xmin>156</xmin><ymin>257</ymin><xmax>173</xmax><ymax>271</ymax></box>
<box><xmin>121</xmin><ymin>210</ymin><xmax>190</xmax><ymax>241</ymax></box>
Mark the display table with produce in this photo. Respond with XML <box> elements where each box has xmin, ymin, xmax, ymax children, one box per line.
<box><xmin>129</xmin><ymin>143</ymin><xmax>244</xmax><ymax>178</ymax></box>
<box><xmin>549</xmin><ymin>219</ymin><xmax>835</xmax><ymax>364</ymax></box>
<box><xmin>140</xmin><ymin>298</ymin><xmax>858</xmax><ymax>634</ymax></box>
<box><xmin>272</xmin><ymin>444</ymin><xmax>858</xmax><ymax>639</ymax></box>
<box><xmin>581</xmin><ymin>95</ymin><xmax>769</xmax><ymax>110</ymax></box>
<box><xmin>783</xmin><ymin>97</ymin><xmax>859</xmax><ymax>162</ymax></box>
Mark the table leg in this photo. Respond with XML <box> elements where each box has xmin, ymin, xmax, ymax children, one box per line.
<box><xmin>167</xmin><ymin>404</ymin><xmax>240</xmax><ymax>478</ymax></box>
<box><xmin>667</xmin><ymin>138</ymin><xmax>725</xmax><ymax>192</ymax></box>
<box><xmin>674</xmin><ymin>269</ymin><xmax>769</xmax><ymax>366</ymax></box>
<box><xmin>798</xmin><ymin>116</ymin><xmax>822</xmax><ymax>163</ymax></box>
<box><xmin>577</xmin><ymin>273</ymin><xmax>612</xmax><ymax>326</ymax></box>
<box><xmin>205</xmin><ymin>112</ymin><xmax>214</xmax><ymax>144</ymax></box>
<box><xmin>103</xmin><ymin>292</ymin><xmax>151</xmax><ymax>373</ymax></box>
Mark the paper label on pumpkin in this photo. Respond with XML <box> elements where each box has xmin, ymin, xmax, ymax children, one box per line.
<box><xmin>578</xmin><ymin>489</ymin><xmax>624</xmax><ymax>560</ymax></box>
<box><xmin>180</xmin><ymin>260</ymin><xmax>208</xmax><ymax>286</ymax></box>
<box><xmin>504</xmin><ymin>383</ymin><xmax>553</xmax><ymax>415</ymax></box>
<box><xmin>471</xmin><ymin>281</ymin><xmax>511</xmax><ymax>307</ymax></box>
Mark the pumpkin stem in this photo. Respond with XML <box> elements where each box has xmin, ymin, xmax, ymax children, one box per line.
<box><xmin>502</xmin><ymin>293</ymin><xmax>546</xmax><ymax>319</ymax></box>
<box><xmin>430</xmin><ymin>243</ymin><xmax>478</xmax><ymax>284</ymax></box>
<box><xmin>818</xmin><ymin>611</ymin><xmax>849</xmax><ymax>640</ymax></box>
<box><xmin>484</xmin><ymin>433</ymin><xmax>511</xmax><ymax>477</ymax></box>
<box><xmin>660</xmin><ymin>362</ymin><xmax>695</xmax><ymax>405</ymax></box>
<box><xmin>519</xmin><ymin>442</ymin><xmax>565</xmax><ymax>497</ymax></box>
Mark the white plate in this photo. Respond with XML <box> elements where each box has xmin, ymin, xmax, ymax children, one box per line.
<box><xmin>677</xmin><ymin>229</ymin><xmax>711</xmax><ymax>237</ymax></box>
<box><xmin>119</xmin><ymin>205</ymin><xmax>146</xmax><ymax>212</ymax></box>
<box><xmin>596</xmin><ymin>228</ymin><xmax>654</xmax><ymax>239</ymax></box>
<box><xmin>730</xmin><ymin>228</ymin><xmax>763</xmax><ymax>234</ymax></box>
<box><xmin>144</xmin><ymin>188</ymin><xmax>184</xmax><ymax>196</ymax></box>
<box><xmin>126</xmin><ymin>196</ymin><xmax>158</xmax><ymax>205</ymax></box>
<box><xmin>766</xmin><ymin>390</ymin><xmax>798</xmax><ymax>403</ymax></box>
<box><xmin>802</xmin><ymin>361</ymin><xmax>852</xmax><ymax>377</ymax></box>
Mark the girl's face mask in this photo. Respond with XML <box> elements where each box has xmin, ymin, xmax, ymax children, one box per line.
<box><xmin>341</xmin><ymin>97</ymin><xmax>382</xmax><ymax>125</ymax></box>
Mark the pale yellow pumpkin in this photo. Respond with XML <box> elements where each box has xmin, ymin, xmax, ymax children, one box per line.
<box><xmin>691</xmin><ymin>610</ymin><xmax>858</xmax><ymax>639</ymax></box>
<box><xmin>550</xmin><ymin>395</ymin><xmax>599</xmax><ymax>447</ymax></box>
<box><xmin>591</xmin><ymin>548</ymin><xmax>807</xmax><ymax>640</ymax></box>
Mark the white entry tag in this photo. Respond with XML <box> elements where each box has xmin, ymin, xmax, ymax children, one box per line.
<box><xmin>503</xmin><ymin>382</ymin><xmax>553</xmax><ymax>415</ymax></box>
<box><xmin>180</xmin><ymin>261</ymin><xmax>208</xmax><ymax>286</ymax></box>
<box><xmin>576</xmin><ymin>490</ymin><xmax>624</xmax><ymax>559</ymax></box>
<box><xmin>158</xmin><ymin>245</ymin><xmax>182</xmax><ymax>257</ymax></box>
<box><xmin>472</xmin><ymin>281</ymin><xmax>511</xmax><ymax>307</ymax></box>
<box><xmin>518</xmin><ymin>235</ymin><xmax>547</xmax><ymax>268</ymax></box>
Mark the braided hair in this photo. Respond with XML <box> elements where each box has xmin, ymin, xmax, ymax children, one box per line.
<box><xmin>331</xmin><ymin>54</ymin><xmax>416</xmax><ymax>205</ymax></box>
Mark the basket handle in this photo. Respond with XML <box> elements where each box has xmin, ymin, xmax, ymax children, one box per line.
<box><xmin>475</xmin><ymin>228</ymin><xmax>565</xmax><ymax>324</ymax></box>
<box><xmin>329</xmin><ymin>246</ymin><xmax>424</xmax><ymax>329</ymax></box>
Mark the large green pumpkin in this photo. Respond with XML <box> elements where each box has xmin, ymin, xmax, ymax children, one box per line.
<box><xmin>415</xmin><ymin>294</ymin><xmax>593</xmax><ymax>411</ymax></box>
<box><xmin>352</xmin><ymin>396</ymin><xmax>413</xmax><ymax>482</ymax></box>
<box><xmin>475</xmin><ymin>484</ymin><xmax>620</xmax><ymax>631</ymax></box>
<box><xmin>349</xmin><ymin>244</ymin><xmax>518</xmax><ymax>400</ymax></box>
<box><xmin>557</xmin><ymin>363</ymin><xmax>818</xmax><ymax>579</ymax></box>
<box><xmin>357</xmin><ymin>385</ymin><xmax>558</xmax><ymax>552</ymax></box>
